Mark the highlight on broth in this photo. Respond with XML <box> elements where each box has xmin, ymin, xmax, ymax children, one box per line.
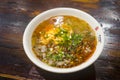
<box><xmin>32</xmin><ymin>15</ymin><xmax>97</xmax><ymax>68</ymax></box>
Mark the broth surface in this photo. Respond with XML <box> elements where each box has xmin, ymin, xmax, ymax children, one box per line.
<box><xmin>32</xmin><ymin>15</ymin><xmax>97</xmax><ymax>68</ymax></box>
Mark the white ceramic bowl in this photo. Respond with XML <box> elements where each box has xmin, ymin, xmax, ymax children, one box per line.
<box><xmin>23</xmin><ymin>8</ymin><xmax>104</xmax><ymax>73</ymax></box>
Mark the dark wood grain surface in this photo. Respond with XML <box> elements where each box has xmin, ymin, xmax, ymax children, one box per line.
<box><xmin>0</xmin><ymin>0</ymin><xmax>120</xmax><ymax>80</ymax></box>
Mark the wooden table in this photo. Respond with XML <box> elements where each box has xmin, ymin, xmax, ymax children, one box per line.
<box><xmin>0</xmin><ymin>0</ymin><xmax>120</xmax><ymax>80</ymax></box>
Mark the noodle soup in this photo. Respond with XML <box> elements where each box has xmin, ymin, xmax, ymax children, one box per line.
<box><xmin>32</xmin><ymin>15</ymin><xmax>97</xmax><ymax>68</ymax></box>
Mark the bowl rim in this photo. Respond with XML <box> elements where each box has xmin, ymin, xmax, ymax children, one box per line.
<box><xmin>23</xmin><ymin>7</ymin><xmax>104</xmax><ymax>73</ymax></box>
